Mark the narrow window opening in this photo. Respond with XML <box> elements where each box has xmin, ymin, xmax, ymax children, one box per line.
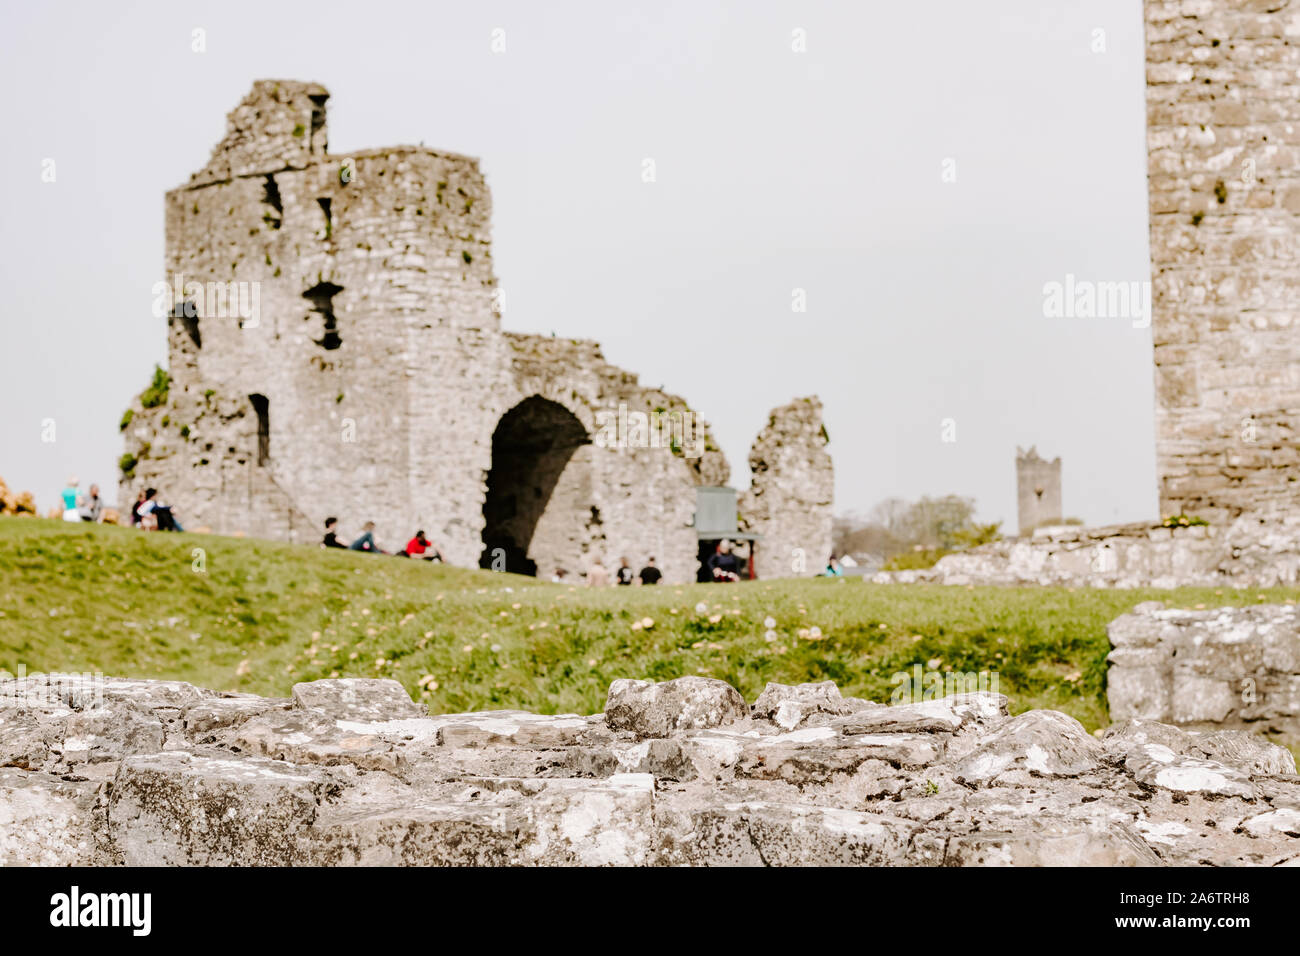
<box><xmin>303</xmin><ymin>281</ymin><xmax>343</xmax><ymax>350</ymax></box>
<box><xmin>262</xmin><ymin>175</ymin><xmax>282</xmax><ymax>230</ymax></box>
<box><xmin>317</xmin><ymin>197</ymin><xmax>332</xmax><ymax>239</ymax></box>
<box><xmin>172</xmin><ymin>301</ymin><xmax>201</xmax><ymax>348</ymax></box>
<box><xmin>249</xmin><ymin>393</ymin><xmax>270</xmax><ymax>466</ymax></box>
<box><xmin>308</xmin><ymin>93</ymin><xmax>328</xmax><ymax>152</ymax></box>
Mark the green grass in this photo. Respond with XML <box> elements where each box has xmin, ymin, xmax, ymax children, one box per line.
<box><xmin>3</xmin><ymin>519</ymin><xmax>1298</xmax><ymax>731</ymax></box>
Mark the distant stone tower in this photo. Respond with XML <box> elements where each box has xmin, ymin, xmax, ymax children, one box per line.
<box><xmin>1016</xmin><ymin>447</ymin><xmax>1061</xmax><ymax>535</ymax></box>
<box><xmin>1145</xmin><ymin>1</ymin><xmax>1300</xmax><ymax>522</ymax></box>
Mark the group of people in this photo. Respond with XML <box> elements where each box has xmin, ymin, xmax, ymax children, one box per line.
<box><xmin>322</xmin><ymin>517</ymin><xmax>446</xmax><ymax>561</ymax></box>
<box><xmin>565</xmin><ymin>556</ymin><xmax>663</xmax><ymax>587</ymax></box>
<box><xmin>131</xmin><ymin>488</ymin><xmax>183</xmax><ymax>531</ymax></box>
<box><xmin>58</xmin><ymin>477</ymin><xmax>105</xmax><ymax>523</ymax></box>
<box><xmin>56</xmin><ymin>477</ymin><xmax>184</xmax><ymax>532</ymax></box>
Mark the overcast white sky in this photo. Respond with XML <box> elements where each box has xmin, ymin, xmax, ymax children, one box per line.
<box><xmin>0</xmin><ymin>0</ymin><xmax>1155</xmax><ymax>527</ymax></box>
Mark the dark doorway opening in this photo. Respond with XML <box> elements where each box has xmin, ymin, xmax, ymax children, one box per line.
<box><xmin>480</xmin><ymin>396</ymin><xmax>590</xmax><ymax>576</ymax></box>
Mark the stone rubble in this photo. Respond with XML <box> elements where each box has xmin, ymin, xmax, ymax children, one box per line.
<box><xmin>872</xmin><ymin>514</ymin><xmax>1300</xmax><ymax>589</ymax></box>
<box><xmin>2</xmin><ymin>672</ymin><xmax>1297</xmax><ymax>866</ymax></box>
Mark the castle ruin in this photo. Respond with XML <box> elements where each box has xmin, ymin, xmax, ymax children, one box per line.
<box><xmin>120</xmin><ymin>81</ymin><xmax>832</xmax><ymax>583</ymax></box>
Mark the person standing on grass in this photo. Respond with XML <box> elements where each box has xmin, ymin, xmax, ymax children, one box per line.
<box><xmin>586</xmin><ymin>558</ymin><xmax>609</xmax><ymax>587</ymax></box>
<box><xmin>638</xmin><ymin>556</ymin><xmax>662</xmax><ymax>585</ymax></box>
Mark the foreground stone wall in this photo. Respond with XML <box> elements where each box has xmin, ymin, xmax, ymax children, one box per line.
<box><xmin>1146</xmin><ymin>0</ymin><xmax>1300</xmax><ymax>522</ymax></box>
<box><xmin>1109</xmin><ymin>602</ymin><xmax>1300</xmax><ymax>740</ymax></box>
<box><xmin>3</xmin><ymin>673</ymin><xmax>1297</xmax><ymax>866</ymax></box>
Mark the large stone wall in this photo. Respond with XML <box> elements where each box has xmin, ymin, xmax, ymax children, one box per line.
<box><xmin>1109</xmin><ymin>602</ymin><xmax>1300</xmax><ymax>738</ymax></box>
<box><xmin>122</xmin><ymin>81</ymin><xmax>830</xmax><ymax>582</ymax></box>
<box><xmin>3</xmin><ymin>672</ymin><xmax>1297</xmax><ymax>866</ymax></box>
<box><xmin>1146</xmin><ymin>0</ymin><xmax>1300</xmax><ymax>522</ymax></box>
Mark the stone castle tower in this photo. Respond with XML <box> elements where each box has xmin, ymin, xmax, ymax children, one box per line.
<box><xmin>121</xmin><ymin>81</ymin><xmax>832</xmax><ymax>582</ymax></box>
<box><xmin>1016</xmin><ymin>446</ymin><xmax>1061</xmax><ymax>535</ymax></box>
<box><xmin>1146</xmin><ymin>1</ymin><xmax>1300</xmax><ymax>523</ymax></box>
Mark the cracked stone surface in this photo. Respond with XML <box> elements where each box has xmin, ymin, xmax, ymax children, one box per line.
<box><xmin>1</xmin><ymin>672</ymin><xmax>1298</xmax><ymax>866</ymax></box>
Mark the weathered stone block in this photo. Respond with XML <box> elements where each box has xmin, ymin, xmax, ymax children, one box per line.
<box><xmin>0</xmin><ymin>770</ymin><xmax>101</xmax><ymax>866</ymax></box>
<box><xmin>604</xmin><ymin>676</ymin><xmax>747</xmax><ymax>737</ymax></box>
<box><xmin>108</xmin><ymin>752</ymin><xmax>335</xmax><ymax>866</ymax></box>
<box><xmin>292</xmin><ymin>677</ymin><xmax>425</xmax><ymax>722</ymax></box>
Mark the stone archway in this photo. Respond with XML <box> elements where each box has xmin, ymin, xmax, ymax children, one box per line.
<box><xmin>479</xmin><ymin>396</ymin><xmax>597</xmax><ymax>576</ymax></box>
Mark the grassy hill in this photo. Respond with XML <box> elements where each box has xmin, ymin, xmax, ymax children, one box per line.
<box><xmin>3</xmin><ymin>518</ymin><xmax>1298</xmax><ymax>730</ymax></box>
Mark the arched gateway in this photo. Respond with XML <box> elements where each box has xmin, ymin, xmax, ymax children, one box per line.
<box><xmin>479</xmin><ymin>396</ymin><xmax>597</xmax><ymax>577</ymax></box>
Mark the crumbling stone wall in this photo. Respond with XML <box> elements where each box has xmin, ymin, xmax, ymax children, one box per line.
<box><xmin>3</xmin><ymin>672</ymin><xmax>1296</xmax><ymax>866</ymax></box>
<box><xmin>122</xmin><ymin>81</ymin><xmax>829</xmax><ymax>581</ymax></box>
<box><xmin>1109</xmin><ymin>602</ymin><xmax>1300</xmax><ymax>738</ymax></box>
<box><xmin>740</xmin><ymin>397</ymin><xmax>834</xmax><ymax>578</ymax></box>
<box><xmin>1146</xmin><ymin>0</ymin><xmax>1300</xmax><ymax>522</ymax></box>
<box><xmin>873</xmin><ymin>514</ymin><xmax>1300</xmax><ymax>588</ymax></box>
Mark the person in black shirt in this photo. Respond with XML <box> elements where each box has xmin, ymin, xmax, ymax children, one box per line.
<box><xmin>616</xmin><ymin>556</ymin><xmax>635</xmax><ymax>586</ymax></box>
<box><xmin>707</xmin><ymin>540</ymin><xmax>740</xmax><ymax>582</ymax></box>
<box><xmin>638</xmin><ymin>556</ymin><xmax>662</xmax><ymax>585</ymax></box>
<box><xmin>322</xmin><ymin>516</ymin><xmax>346</xmax><ymax>549</ymax></box>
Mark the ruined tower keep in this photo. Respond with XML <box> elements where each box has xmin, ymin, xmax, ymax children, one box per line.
<box><xmin>121</xmin><ymin>81</ymin><xmax>832</xmax><ymax>582</ymax></box>
<box><xmin>1146</xmin><ymin>0</ymin><xmax>1300</xmax><ymax>523</ymax></box>
<box><xmin>1015</xmin><ymin>446</ymin><xmax>1061</xmax><ymax>535</ymax></box>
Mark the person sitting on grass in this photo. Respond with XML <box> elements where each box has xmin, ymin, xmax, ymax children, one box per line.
<box><xmin>60</xmin><ymin>477</ymin><xmax>81</xmax><ymax>522</ymax></box>
<box><xmin>139</xmin><ymin>488</ymin><xmax>183</xmax><ymax>532</ymax></box>
<box><xmin>349</xmin><ymin>521</ymin><xmax>384</xmax><ymax>553</ymax></box>
<box><xmin>322</xmin><ymin>517</ymin><xmax>347</xmax><ymax>549</ymax></box>
<box><xmin>403</xmin><ymin>530</ymin><xmax>445</xmax><ymax>562</ymax></box>
<box><xmin>78</xmin><ymin>484</ymin><xmax>104</xmax><ymax>523</ymax></box>
<box><xmin>708</xmin><ymin>539</ymin><xmax>740</xmax><ymax>582</ymax></box>
<box><xmin>130</xmin><ymin>489</ymin><xmax>147</xmax><ymax>526</ymax></box>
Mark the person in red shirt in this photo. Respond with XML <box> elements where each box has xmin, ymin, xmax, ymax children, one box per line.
<box><xmin>404</xmin><ymin>530</ymin><xmax>445</xmax><ymax>562</ymax></box>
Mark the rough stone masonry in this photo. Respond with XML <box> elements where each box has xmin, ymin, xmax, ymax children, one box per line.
<box><xmin>1109</xmin><ymin>601</ymin><xmax>1300</xmax><ymax>738</ymax></box>
<box><xmin>1146</xmin><ymin>0</ymin><xmax>1300</xmax><ymax>523</ymax></box>
<box><xmin>3</xmin><ymin>672</ymin><xmax>1298</xmax><ymax>866</ymax></box>
<box><xmin>120</xmin><ymin>80</ymin><xmax>832</xmax><ymax>583</ymax></box>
